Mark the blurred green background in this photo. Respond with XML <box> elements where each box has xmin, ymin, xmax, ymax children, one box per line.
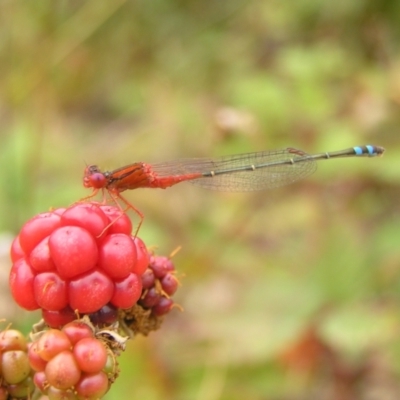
<box><xmin>1</xmin><ymin>1</ymin><xmax>400</xmax><ymax>399</ymax></box>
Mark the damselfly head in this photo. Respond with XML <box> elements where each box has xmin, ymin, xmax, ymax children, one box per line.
<box><xmin>83</xmin><ymin>165</ymin><xmax>107</xmax><ymax>189</ymax></box>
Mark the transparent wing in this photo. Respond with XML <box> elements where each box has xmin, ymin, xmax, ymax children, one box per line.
<box><xmin>150</xmin><ymin>149</ymin><xmax>317</xmax><ymax>192</ymax></box>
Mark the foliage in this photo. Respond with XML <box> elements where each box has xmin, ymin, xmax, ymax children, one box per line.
<box><xmin>0</xmin><ymin>1</ymin><xmax>399</xmax><ymax>399</ymax></box>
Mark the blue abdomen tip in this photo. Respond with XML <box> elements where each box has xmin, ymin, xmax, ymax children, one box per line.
<box><xmin>366</xmin><ymin>145</ymin><xmax>374</xmax><ymax>154</ymax></box>
<box><xmin>353</xmin><ymin>145</ymin><xmax>377</xmax><ymax>156</ymax></box>
<box><xmin>354</xmin><ymin>146</ymin><xmax>364</xmax><ymax>155</ymax></box>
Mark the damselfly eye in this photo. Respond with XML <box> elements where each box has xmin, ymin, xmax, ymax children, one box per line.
<box><xmin>84</xmin><ymin>172</ymin><xmax>106</xmax><ymax>189</ymax></box>
<box><xmin>83</xmin><ymin>165</ymin><xmax>106</xmax><ymax>189</ymax></box>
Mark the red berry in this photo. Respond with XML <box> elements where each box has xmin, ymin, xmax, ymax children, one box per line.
<box><xmin>9</xmin><ymin>258</ymin><xmax>39</xmax><ymax>311</ymax></box>
<box><xmin>69</xmin><ymin>269</ymin><xmax>113</xmax><ymax>313</ymax></box>
<box><xmin>75</xmin><ymin>371</ymin><xmax>109</xmax><ymax>399</ymax></box>
<box><xmin>161</xmin><ymin>273</ymin><xmax>179</xmax><ymax>296</ymax></box>
<box><xmin>37</xmin><ymin>329</ymin><xmax>72</xmax><ymax>362</ymax></box>
<box><xmin>45</xmin><ymin>350</ymin><xmax>81</xmax><ymax>390</ymax></box>
<box><xmin>141</xmin><ymin>268</ymin><xmax>155</xmax><ymax>289</ymax></box>
<box><xmin>101</xmin><ymin>205</ymin><xmax>132</xmax><ymax>235</ymax></box>
<box><xmin>9</xmin><ymin>203</ymin><xmax>163</xmax><ymax>327</ymax></box>
<box><xmin>132</xmin><ymin>237</ymin><xmax>149</xmax><ymax>275</ymax></box>
<box><xmin>19</xmin><ymin>212</ymin><xmax>61</xmax><ymax>255</ymax></box>
<box><xmin>111</xmin><ymin>273</ymin><xmax>142</xmax><ymax>309</ymax></box>
<box><xmin>62</xmin><ymin>321</ymin><xmax>94</xmax><ymax>346</ymax></box>
<box><xmin>10</xmin><ymin>235</ymin><xmax>25</xmax><ymax>262</ymax></box>
<box><xmin>89</xmin><ymin>303</ymin><xmax>118</xmax><ymax>326</ymax></box>
<box><xmin>34</xmin><ymin>272</ymin><xmax>68</xmax><ymax>311</ymax></box>
<box><xmin>73</xmin><ymin>338</ymin><xmax>107</xmax><ymax>374</ymax></box>
<box><xmin>33</xmin><ymin>371</ymin><xmax>47</xmax><ymax>393</ymax></box>
<box><xmin>152</xmin><ymin>297</ymin><xmax>174</xmax><ymax>316</ymax></box>
<box><xmin>49</xmin><ymin>226</ymin><xmax>98</xmax><ymax>279</ymax></box>
<box><xmin>61</xmin><ymin>204</ymin><xmax>109</xmax><ymax>240</ymax></box>
<box><xmin>28</xmin><ymin>342</ymin><xmax>47</xmax><ymax>372</ymax></box>
<box><xmin>29</xmin><ymin>236</ymin><xmax>56</xmax><ymax>272</ymax></box>
<box><xmin>139</xmin><ymin>287</ymin><xmax>161</xmax><ymax>309</ymax></box>
<box><xmin>150</xmin><ymin>255</ymin><xmax>174</xmax><ymax>278</ymax></box>
<box><xmin>98</xmin><ymin>234</ymin><xmax>137</xmax><ymax>279</ymax></box>
<box><xmin>42</xmin><ymin>307</ymin><xmax>76</xmax><ymax>329</ymax></box>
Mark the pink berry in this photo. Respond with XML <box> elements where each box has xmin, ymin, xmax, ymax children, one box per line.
<box><xmin>33</xmin><ymin>272</ymin><xmax>68</xmax><ymax>311</ymax></box>
<box><xmin>29</xmin><ymin>236</ymin><xmax>56</xmax><ymax>272</ymax></box>
<box><xmin>19</xmin><ymin>212</ymin><xmax>61</xmax><ymax>255</ymax></box>
<box><xmin>75</xmin><ymin>371</ymin><xmax>109</xmax><ymax>399</ymax></box>
<box><xmin>60</xmin><ymin>204</ymin><xmax>109</xmax><ymax>240</ymax></box>
<box><xmin>45</xmin><ymin>350</ymin><xmax>81</xmax><ymax>390</ymax></box>
<box><xmin>10</xmin><ymin>235</ymin><xmax>25</xmax><ymax>262</ymax></box>
<box><xmin>132</xmin><ymin>237</ymin><xmax>149</xmax><ymax>275</ymax></box>
<box><xmin>62</xmin><ymin>321</ymin><xmax>94</xmax><ymax>346</ymax></box>
<box><xmin>42</xmin><ymin>307</ymin><xmax>76</xmax><ymax>329</ymax></box>
<box><xmin>36</xmin><ymin>329</ymin><xmax>72</xmax><ymax>362</ymax></box>
<box><xmin>101</xmin><ymin>206</ymin><xmax>132</xmax><ymax>235</ymax></box>
<box><xmin>73</xmin><ymin>338</ymin><xmax>107</xmax><ymax>373</ymax></box>
<box><xmin>49</xmin><ymin>226</ymin><xmax>98</xmax><ymax>279</ymax></box>
<box><xmin>28</xmin><ymin>342</ymin><xmax>47</xmax><ymax>372</ymax></box>
<box><xmin>111</xmin><ymin>273</ymin><xmax>142</xmax><ymax>309</ymax></box>
<box><xmin>69</xmin><ymin>269</ymin><xmax>113</xmax><ymax>313</ymax></box>
<box><xmin>33</xmin><ymin>371</ymin><xmax>47</xmax><ymax>393</ymax></box>
<box><xmin>98</xmin><ymin>234</ymin><xmax>137</xmax><ymax>279</ymax></box>
<box><xmin>9</xmin><ymin>258</ymin><xmax>39</xmax><ymax>311</ymax></box>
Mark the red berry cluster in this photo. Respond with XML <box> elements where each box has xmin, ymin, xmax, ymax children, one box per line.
<box><xmin>120</xmin><ymin>254</ymin><xmax>179</xmax><ymax>336</ymax></box>
<box><xmin>7</xmin><ymin>201</ymin><xmax>181</xmax><ymax>398</ymax></box>
<box><xmin>140</xmin><ymin>255</ymin><xmax>179</xmax><ymax>316</ymax></box>
<box><xmin>0</xmin><ymin>329</ymin><xmax>34</xmax><ymax>399</ymax></box>
<box><xmin>29</xmin><ymin>321</ymin><xmax>115</xmax><ymax>399</ymax></box>
<box><xmin>9</xmin><ymin>203</ymin><xmax>149</xmax><ymax>327</ymax></box>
